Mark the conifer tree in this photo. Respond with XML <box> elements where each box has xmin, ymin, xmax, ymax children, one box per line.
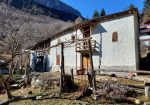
<box><xmin>100</xmin><ymin>8</ymin><xmax>106</xmax><ymax>16</ymax></box>
<box><xmin>92</xmin><ymin>10</ymin><xmax>99</xmax><ymax>19</ymax></box>
<box><xmin>129</xmin><ymin>4</ymin><xmax>135</xmax><ymax>10</ymax></box>
<box><xmin>143</xmin><ymin>0</ymin><xmax>150</xmax><ymax>21</ymax></box>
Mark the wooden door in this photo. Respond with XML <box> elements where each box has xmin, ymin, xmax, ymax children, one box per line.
<box><xmin>82</xmin><ymin>54</ymin><xmax>90</xmax><ymax>71</ymax></box>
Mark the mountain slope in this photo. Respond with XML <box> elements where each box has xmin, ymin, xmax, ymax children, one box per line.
<box><xmin>6</xmin><ymin>0</ymin><xmax>82</xmax><ymax>21</ymax></box>
<box><xmin>0</xmin><ymin>3</ymin><xmax>73</xmax><ymax>53</ymax></box>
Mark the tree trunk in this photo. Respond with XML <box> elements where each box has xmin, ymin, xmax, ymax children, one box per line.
<box><xmin>9</xmin><ymin>54</ymin><xmax>15</xmax><ymax>77</ymax></box>
<box><xmin>0</xmin><ymin>73</ymin><xmax>13</xmax><ymax>99</ymax></box>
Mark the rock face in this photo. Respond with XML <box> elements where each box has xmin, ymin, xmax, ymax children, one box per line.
<box><xmin>6</xmin><ymin>0</ymin><xmax>82</xmax><ymax>21</ymax></box>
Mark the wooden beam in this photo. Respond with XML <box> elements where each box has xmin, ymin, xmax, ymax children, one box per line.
<box><xmin>88</xmin><ymin>39</ymin><xmax>96</xmax><ymax>91</ymax></box>
<box><xmin>95</xmin><ymin>69</ymin><xmax>150</xmax><ymax>74</ymax></box>
<box><xmin>60</xmin><ymin>43</ymin><xmax>67</xmax><ymax>92</ymax></box>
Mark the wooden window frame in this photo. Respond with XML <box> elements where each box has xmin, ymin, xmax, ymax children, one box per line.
<box><xmin>71</xmin><ymin>35</ymin><xmax>76</xmax><ymax>43</ymax></box>
<box><xmin>56</xmin><ymin>54</ymin><xmax>60</xmax><ymax>65</ymax></box>
<box><xmin>112</xmin><ymin>32</ymin><xmax>118</xmax><ymax>42</ymax></box>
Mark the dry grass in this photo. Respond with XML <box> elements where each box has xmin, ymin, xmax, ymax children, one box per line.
<box><xmin>0</xmin><ymin>74</ymin><xmax>150</xmax><ymax>105</ymax></box>
<box><xmin>96</xmin><ymin>75</ymin><xmax>144</xmax><ymax>86</ymax></box>
<box><xmin>0</xmin><ymin>87</ymin><xmax>40</xmax><ymax>101</ymax></box>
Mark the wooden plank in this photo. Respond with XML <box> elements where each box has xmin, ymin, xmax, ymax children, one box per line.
<box><xmin>145</xmin><ymin>82</ymin><xmax>150</xmax><ymax>98</ymax></box>
<box><xmin>94</xmin><ymin>69</ymin><xmax>150</xmax><ymax>74</ymax></box>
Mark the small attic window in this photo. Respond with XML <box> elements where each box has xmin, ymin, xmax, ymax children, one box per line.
<box><xmin>112</xmin><ymin>32</ymin><xmax>118</xmax><ymax>42</ymax></box>
<box><xmin>57</xmin><ymin>39</ymin><xmax>61</xmax><ymax>44</ymax></box>
<box><xmin>56</xmin><ymin>54</ymin><xmax>60</xmax><ymax>65</ymax></box>
<box><xmin>71</xmin><ymin>35</ymin><xmax>75</xmax><ymax>43</ymax></box>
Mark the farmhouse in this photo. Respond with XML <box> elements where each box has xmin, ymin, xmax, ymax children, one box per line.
<box><xmin>140</xmin><ymin>20</ymin><xmax>150</xmax><ymax>53</ymax></box>
<box><xmin>139</xmin><ymin>20</ymin><xmax>150</xmax><ymax>70</ymax></box>
<box><xmin>30</xmin><ymin>8</ymin><xmax>140</xmax><ymax>74</ymax></box>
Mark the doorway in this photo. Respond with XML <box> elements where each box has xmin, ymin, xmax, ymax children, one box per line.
<box><xmin>82</xmin><ymin>54</ymin><xmax>91</xmax><ymax>72</ymax></box>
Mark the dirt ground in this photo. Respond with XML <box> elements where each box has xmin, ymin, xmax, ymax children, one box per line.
<box><xmin>0</xmin><ymin>74</ymin><xmax>150</xmax><ymax>105</ymax></box>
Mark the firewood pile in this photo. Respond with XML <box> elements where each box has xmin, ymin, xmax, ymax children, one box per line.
<box><xmin>95</xmin><ymin>81</ymin><xmax>136</xmax><ymax>102</ymax></box>
<box><xmin>30</xmin><ymin>72</ymin><xmax>61</xmax><ymax>89</ymax></box>
<box><xmin>31</xmin><ymin>76</ymin><xmax>60</xmax><ymax>89</ymax></box>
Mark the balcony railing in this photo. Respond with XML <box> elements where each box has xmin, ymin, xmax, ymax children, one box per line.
<box><xmin>76</xmin><ymin>39</ymin><xmax>96</xmax><ymax>52</ymax></box>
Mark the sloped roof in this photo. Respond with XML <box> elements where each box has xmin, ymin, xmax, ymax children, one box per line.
<box><xmin>32</xmin><ymin>8</ymin><xmax>138</xmax><ymax>49</ymax></box>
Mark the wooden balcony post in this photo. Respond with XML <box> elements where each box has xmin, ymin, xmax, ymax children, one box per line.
<box><xmin>145</xmin><ymin>82</ymin><xmax>150</xmax><ymax>98</ymax></box>
<box><xmin>60</xmin><ymin>43</ymin><xmax>67</xmax><ymax>92</ymax></box>
<box><xmin>88</xmin><ymin>39</ymin><xmax>96</xmax><ymax>91</ymax></box>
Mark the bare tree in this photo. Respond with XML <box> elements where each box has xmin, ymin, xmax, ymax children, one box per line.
<box><xmin>0</xmin><ymin>0</ymin><xmax>73</xmax><ymax>77</ymax></box>
<box><xmin>0</xmin><ymin>4</ymin><xmax>33</xmax><ymax>76</ymax></box>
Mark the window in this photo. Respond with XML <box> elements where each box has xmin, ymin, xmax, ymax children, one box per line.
<box><xmin>71</xmin><ymin>35</ymin><xmax>75</xmax><ymax>43</ymax></box>
<box><xmin>112</xmin><ymin>32</ymin><xmax>118</xmax><ymax>42</ymax></box>
<box><xmin>57</xmin><ymin>39</ymin><xmax>61</xmax><ymax>44</ymax></box>
<box><xmin>56</xmin><ymin>54</ymin><xmax>60</xmax><ymax>65</ymax></box>
<box><xmin>83</xmin><ymin>26</ymin><xmax>90</xmax><ymax>38</ymax></box>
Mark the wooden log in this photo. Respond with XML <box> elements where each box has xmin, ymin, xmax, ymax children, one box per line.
<box><xmin>127</xmin><ymin>84</ymin><xmax>144</xmax><ymax>89</ymax></box>
<box><xmin>95</xmin><ymin>69</ymin><xmax>150</xmax><ymax>74</ymax></box>
<box><xmin>127</xmin><ymin>97</ymin><xmax>143</xmax><ymax>105</ymax></box>
<box><xmin>144</xmin><ymin>82</ymin><xmax>150</xmax><ymax>98</ymax></box>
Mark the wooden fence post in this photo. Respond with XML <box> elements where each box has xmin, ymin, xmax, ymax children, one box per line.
<box><xmin>70</xmin><ymin>69</ymin><xmax>74</xmax><ymax>84</ymax></box>
<box><xmin>145</xmin><ymin>82</ymin><xmax>150</xmax><ymax>98</ymax></box>
<box><xmin>88</xmin><ymin>39</ymin><xmax>96</xmax><ymax>91</ymax></box>
<box><xmin>60</xmin><ymin>43</ymin><xmax>67</xmax><ymax>92</ymax></box>
<box><xmin>25</xmin><ymin>64</ymin><xmax>30</xmax><ymax>86</ymax></box>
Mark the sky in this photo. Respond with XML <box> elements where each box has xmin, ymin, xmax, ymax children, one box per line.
<box><xmin>60</xmin><ymin>0</ymin><xmax>144</xmax><ymax>19</ymax></box>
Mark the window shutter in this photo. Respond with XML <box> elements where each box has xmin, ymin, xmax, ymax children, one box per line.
<box><xmin>112</xmin><ymin>32</ymin><xmax>118</xmax><ymax>42</ymax></box>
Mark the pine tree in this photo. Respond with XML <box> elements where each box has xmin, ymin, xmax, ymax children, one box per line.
<box><xmin>129</xmin><ymin>4</ymin><xmax>135</xmax><ymax>10</ymax></box>
<box><xmin>144</xmin><ymin>0</ymin><xmax>150</xmax><ymax>10</ymax></box>
<box><xmin>92</xmin><ymin>10</ymin><xmax>99</xmax><ymax>19</ymax></box>
<box><xmin>85</xmin><ymin>16</ymin><xmax>89</xmax><ymax>21</ymax></box>
<box><xmin>143</xmin><ymin>0</ymin><xmax>150</xmax><ymax>21</ymax></box>
<box><xmin>100</xmin><ymin>8</ymin><xmax>106</xmax><ymax>16</ymax></box>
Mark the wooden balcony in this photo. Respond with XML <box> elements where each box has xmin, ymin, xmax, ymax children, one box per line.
<box><xmin>76</xmin><ymin>39</ymin><xmax>96</xmax><ymax>52</ymax></box>
<box><xmin>36</xmin><ymin>50</ymin><xmax>46</xmax><ymax>56</ymax></box>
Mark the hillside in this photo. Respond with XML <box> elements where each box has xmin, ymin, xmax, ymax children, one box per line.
<box><xmin>0</xmin><ymin>3</ymin><xmax>73</xmax><ymax>56</ymax></box>
<box><xmin>6</xmin><ymin>0</ymin><xmax>82</xmax><ymax>21</ymax></box>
